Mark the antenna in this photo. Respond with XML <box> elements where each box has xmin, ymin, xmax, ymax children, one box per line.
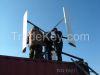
<box><xmin>22</xmin><ymin>10</ymin><xmax>28</xmax><ymax>52</ymax></box>
<box><xmin>63</xmin><ymin>7</ymin><xmax>76</xmax><ymax>47</ymax></box>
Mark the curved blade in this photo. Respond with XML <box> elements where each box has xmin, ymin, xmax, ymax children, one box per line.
<box><xmin>63</xmin><ymin>7</ymin><xmax>76</xmax><ymax>47</ymax></box>
<box><xmin>22</xmin><ymin>11</ymin><xmax>28</xmax><ymax>51</ymax></box>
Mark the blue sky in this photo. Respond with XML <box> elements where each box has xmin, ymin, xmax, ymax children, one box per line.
<box><xmin>0</xmin><ymin>0</ymin><xmax>100</xmax><ymax>74</ymax></box>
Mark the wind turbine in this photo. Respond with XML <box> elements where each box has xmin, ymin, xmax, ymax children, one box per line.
<box><xmin>22</xmin><ymin>7</ymin><xmax>76</xmax><ymax>52</ymax></box>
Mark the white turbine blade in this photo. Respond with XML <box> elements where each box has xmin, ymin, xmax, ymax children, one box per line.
<box><xmin>63</xmin><ymin>7</ymin><xmax>76</xmax><ymax>47</ymax></box>
<box><xmin>22</xmin><ymin>11</ymin><xmax>28</xmax><ymax>51</ymax></box>
<box><xmin>63</xmin><ymin>7</ymin><xmax>67</xmax><ymax>25</ymax></box>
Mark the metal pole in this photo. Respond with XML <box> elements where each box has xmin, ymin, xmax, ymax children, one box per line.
<box><xmin>71</xmin><ymin>58</ymin><xmax>89</xmax><ymax>75</ymax></box>
<box><xmin>27</xmin><ymin>20</ymin><xmax>46</xmax><ymax>32</ymax></box>
<box><xmin>53</xmin><ymin>18</ymin><xmax>64</xmax><ymax>29</ymax></box>
<box><xmin>86</xmin><ymin>65</ymin><xmax>99</xmax><ymax>75</ymax></box>
<box><xmin>62</xmin><ymin>52</ymin><xmax>83</xmax><ymax>61</ymax></box>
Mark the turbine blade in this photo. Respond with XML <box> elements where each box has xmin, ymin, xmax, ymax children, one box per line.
<box><xmin>63</xmin><ymin>7</ymin><xmax>76</xmax><ymax>47</ymax></box>
<box><xmin>22</xmin><ymin>11</ymin><xmax>28</xmax><ymax>51</ymax></box>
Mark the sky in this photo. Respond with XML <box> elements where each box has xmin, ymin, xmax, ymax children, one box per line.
<box><xmin>0</xmin><ymin>0</ymin><xmax>100</xmax><ymax>74</ymax></box>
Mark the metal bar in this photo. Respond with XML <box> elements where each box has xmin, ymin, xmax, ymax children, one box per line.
<box><xmin>62</xmin><ymin>52</ymin><xmax>83</xmax><ymax>61</ymax></box>
<box><xmin>62</xmin><ymin>36</ymin><xmax>67</xmax><ymax>39</ymax></box>
<box><xmin>27</xmin><ymin>20</ymin><xmax>46</xmax><ymax>32</ymax></box>
<box><xmin>43</xmin><ymin>18</ymin><xmax>64</xmax><ymax>37</ymax></box>
<box><xmin>53</xmin><ymin>18</ymin><xmax>64</xmax><ymax>29</ymax></box>
<box><xmin>62</xmin><ymin>37</ymin><xmax>76</xmax><ymax>47</ymax></box>
<box><xmin>48</xmin><ymin>18</ymin><xmax>64</xmax><ymax>33</ymax></box>
<box><xmin>71</xmin><ymin>58</ymin><xmax>89</xmax><ymax>75</ymax></box>
<box><xmin>87</xmin><ymin>65</ymin><xmax>99</xmax><ymax>75</ymax></box>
